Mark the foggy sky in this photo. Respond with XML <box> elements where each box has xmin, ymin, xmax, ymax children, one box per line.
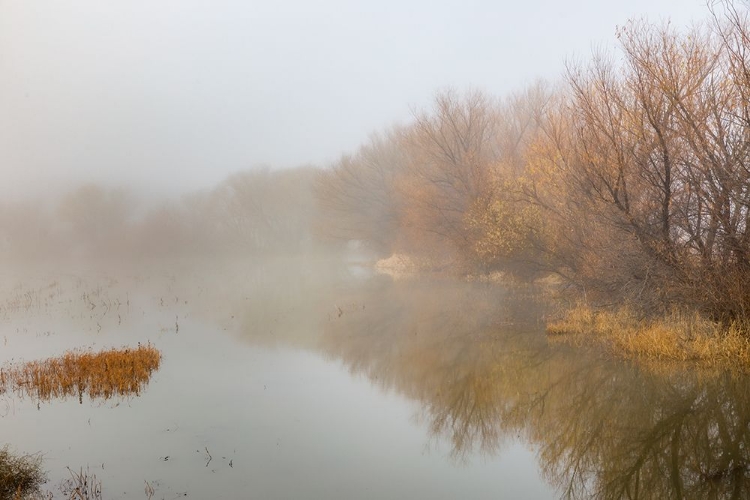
<box><xmin>0</xmin><ymin>0</ymin><xmax>707</xmax><ymax>199</ymax></box>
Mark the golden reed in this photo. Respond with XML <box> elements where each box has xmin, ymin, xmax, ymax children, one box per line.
<box><xmin>0</xmin><ymin>344</ymin><xmax>161</xmax><ymax>402</ymax></box>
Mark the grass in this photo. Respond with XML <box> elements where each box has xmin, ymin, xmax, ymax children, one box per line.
<box><xmin>0</xmin><ymin>345</ymin><xmax>162</xmax><ymax>498</ymax></box>
<box><xmin>547</xmin><ymin>304</ymin><xmax>750</xmax><ymax>371</ymax></box>
<box><xmin>0</xmin><ymin>344</ymin><xmax>162</xmax><ymax>403</ymax></box>
<box><xmin>59</xmin><ymin>467</ymin><xmax>102</xmax><ymax>500</ymax></box>
<box><xmin>0</xmin><ymin>446</ymin><xmax>45</xmax><ymax>499</ymax></box>
<box><xmin>0</xmin><ymin>457</ymin><xmax>157</xmax><ymax>500</ymax></box>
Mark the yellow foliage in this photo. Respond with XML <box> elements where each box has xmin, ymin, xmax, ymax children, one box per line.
<box><xmin>464</xmin><ymin>176</ymin><xmax>543</xmax><ymax>266</ymax></box>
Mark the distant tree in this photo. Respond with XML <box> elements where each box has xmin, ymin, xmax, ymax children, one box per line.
<box><xmin>209</xmin><ymin>166</ymin><xmax>319</xmax><ymax>254</ymax></box>
<box><xmin>134</xmin><ymin>203</ymin><xmax>193</xmax><ymax>258</ymax></box>
<box><xmin>57</xmin><ymin>184</ymin><xmax>132</xmax><ymax>257</ymax></box>
<box><xmin>315</xmin><ymin>130</ymin><xmax>406</xmax><ymax>255</ymax></box>
<box><xmin>0</xmin><ymin>202</ymin><xmax>56</xmax><ymax>261</ymax></box>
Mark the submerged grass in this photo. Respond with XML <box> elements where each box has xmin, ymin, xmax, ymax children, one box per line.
<box><xmin>0</xmin><ymin>344</ymin><xmax>162</xmax><ymax>403</ymax></box>
<box><xmin>59</xmin><ymin>467</ymin><xmax>102</xmax><ymax>500</ymax></box>
<box><xmin>547</xmin><ymin>304</ymin><xmax>750</xmax><ymax>371</ymax></box>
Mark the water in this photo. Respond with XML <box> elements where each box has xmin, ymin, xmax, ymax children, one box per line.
<box><xmin>0</xmin><ymin>257</ymin><xmax>747</xmax><ymax>499</ymax></box>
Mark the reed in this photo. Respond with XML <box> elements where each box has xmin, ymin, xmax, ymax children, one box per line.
<box><xmin>547</xmin><ymin>304</ymin><xmax>750</xmax><ymax>371</ymax></box>
<box><xmin>0</xmin><ymin>344</ymin><xmax>162</xmax><ymax>403</ymax></box>
<box><xmin>59</xmin><ymin>467</ymin><xmax>102</xmax><ymax>500</ymax></box>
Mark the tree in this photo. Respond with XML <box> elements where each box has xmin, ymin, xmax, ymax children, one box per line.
<box><xmin>397</xmin><ymin>89</ymin><xmax>501</xmax><ymax>264</ymax></box>
<box><xmin>524</xmin><ymin>12</ymin><xmax>750</xmax><ymax>318</ymax></box>
<box><xmin>315</xmin><ymin>130</ymin><xmax>406</xmax><ymax>255</ymax></box>
<box><xmin>57</xmin><ymin>184</ymin><xmax>132</xmax><ymax>257</ymax></box>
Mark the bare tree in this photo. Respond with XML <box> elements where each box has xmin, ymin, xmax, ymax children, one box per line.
<box><xmin>397</xmin><ymin>89</ymin><xmax>501</xmax><ymax>263</ymax></box>
<box><xmin>523</xmin><ymin>11</ymin><xmax>750</xmax><ymax>318</ymax></box>
<box><xmin>315</xmin><ymin>129</ymin><xmax>406</xmax><ymax>255</ymax></box>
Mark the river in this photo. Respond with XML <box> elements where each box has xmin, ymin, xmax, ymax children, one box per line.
<box><xmin>0</xmin><ymin>257</ymin><xmax>746</xmax><ymax>499</ymax></box>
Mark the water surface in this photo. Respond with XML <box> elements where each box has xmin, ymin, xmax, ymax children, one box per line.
<box><xmin>0</xmin><ymin>258</ymin><xmax>747</xmax><ymax>499</ymax></box>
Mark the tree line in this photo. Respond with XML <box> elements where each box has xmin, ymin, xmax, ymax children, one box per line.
<box><xmin>0</xmin><ymin>166</ymin><xmax>321</xmax><ymax>262</ymax></box>
<box><xmin>315</xmin><ymin>2</ymin><xmax>750</xmax><ymax>321</ymax></box>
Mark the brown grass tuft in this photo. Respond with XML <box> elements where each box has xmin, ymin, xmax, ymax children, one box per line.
<box><xmin>59</xmin><ymin>467</ymin><xmax>102</xmax><ymax>500</ymax></box>
<box><xmin>0</xmin><ymin>344</ymin><xmax>162</xmax><ymax>403</ymax></box>
<box><xmin>0</xmin><ymin>446</ymin><xmax>45</xmax><ymax>499</ymax></box>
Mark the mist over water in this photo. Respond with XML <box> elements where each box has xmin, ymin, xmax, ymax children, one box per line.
<box><xmin>2</xmin><ymin>1</ymin><xmax>746</xmax><ymax>499</ymax></box>
<box><xmin>0</xmin><ymin>256</ymin><xmax>554</xmax><ymax>499</ymax></box>
<box><xmin>2</xmin><ymin>254</ymin><xmax>749</xmax><ymax>499</ymax></box>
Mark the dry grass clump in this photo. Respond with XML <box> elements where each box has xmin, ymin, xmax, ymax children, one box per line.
<box><xmin>59</xmin><ymin>467</ymin><xmax>102</xmax><ymax>500</ymax></box>
<box><xmin>0</xmin><ymin>344</ymin><xmax>161</xmax><ymax>403</ymax></box>
<box><xmin>547</xmin><ymin>304</ymin><xmax>750</xmax><ymax>371</ymax></box>
<box><xmin>374</xmin><ymin>253</ymin><xmax>454</xmax><ymax>279</ymax></box>
<box><xmin>374</xmin><ymin>254</ymin><xmax>421</xmax><ymax>279</ymax></box>
<box><xmin>0</xmin><ymin>446</ymin><xmax>45</xmax><ymax>499</ymax></box>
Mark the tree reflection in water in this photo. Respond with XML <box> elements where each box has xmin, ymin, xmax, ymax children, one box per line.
<box><xmin>319</xmin><ymin>277</ymin><xmax>750</xmax><ymax>499</ymax></box>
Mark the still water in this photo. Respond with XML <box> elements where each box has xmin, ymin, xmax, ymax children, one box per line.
<box><xmin>0</xmin><ymin>257</ymin><xmax>747</xmax><ymax>499</ymax></box>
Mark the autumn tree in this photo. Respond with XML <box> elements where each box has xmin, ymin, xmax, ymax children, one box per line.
<box><xmin>521</xmin><ymin>10</ymin><xmax>750</xmax><ymax>319</ymax></box>
<box><xmin>396</xmin><ymin>89</ymin><xmax>501</xmax><ymax>265</ymax></box>
<box><xmin>314</xmin><ymin>87</ymin><xmax>552</xmax><ymax>274</ymax></box>
<box><xmin>462</xmin><ymin>83</ymin><xmax>553</xmax><ymax>274</ymax></box>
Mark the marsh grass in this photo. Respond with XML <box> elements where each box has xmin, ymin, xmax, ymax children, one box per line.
<box><xmin>0</xmin><ymin>446</ymin><xmax>45</xmax><ymax>499</ymax></box>
<box><xmin>59</xmin><ymin>467</ymin><xmax>102</xmax><ymax>500</ymax></box>
<box><xmin>0</xmin><ymin>344</ymin><xmax>161</xmax><ymax>403</ymax></box>
<box><xmin>547</xmin><ymin>304</ymin><xmax>750</xmax><ymax>371</ymax></box>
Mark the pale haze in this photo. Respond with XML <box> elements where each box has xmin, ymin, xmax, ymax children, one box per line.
<box><xmin>0</xmin><ymin>0</ymin><xmax>707</xmax><ymax>199</ymax></box>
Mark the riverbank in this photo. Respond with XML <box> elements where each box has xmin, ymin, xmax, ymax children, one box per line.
<box><xmin>547</xmin><ymin>304</ymin><xmax>750</xmax><ymax>372</ymax></box>
<box><xmin>373</xmin><ymin>253</ymin><xmax>750</xmax><ymax>372</ymax></box>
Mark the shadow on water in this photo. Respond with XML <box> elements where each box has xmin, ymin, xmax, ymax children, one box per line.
<box><xmin>317</xmin><ymin>275</ymin><xmax>750</xmax><ymax>499</ymax></box>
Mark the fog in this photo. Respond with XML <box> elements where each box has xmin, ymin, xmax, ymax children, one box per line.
<box><xmin>0</xmin><ymin>0</ymin><xmax>706</xmax><ymax>201</ymax></box>
<box><xmin>6</xmin><ymin>3</ymin><xmax>750</xmax><ymax>497</ymax></box>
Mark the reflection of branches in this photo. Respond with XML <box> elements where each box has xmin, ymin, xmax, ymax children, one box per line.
<box><xmin>320</xmin><ymin>278</ymin><xmax>750</xmax><ymax>499</ymax></box>
<box><xmin>320</xmin><ymin>278</ymin><xmax>550</xmax><ymax>462</ymax></box>
<box><xmin>536</xmin><ymin>365</ymin><xmax>750</xmax><ymax>499</ymax></box>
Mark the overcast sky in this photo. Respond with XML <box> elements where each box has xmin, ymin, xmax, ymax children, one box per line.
<box><xmin>0</xmin><ymin>0</ymin><xmax>709</xmax><ymax>199</ymax></box>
